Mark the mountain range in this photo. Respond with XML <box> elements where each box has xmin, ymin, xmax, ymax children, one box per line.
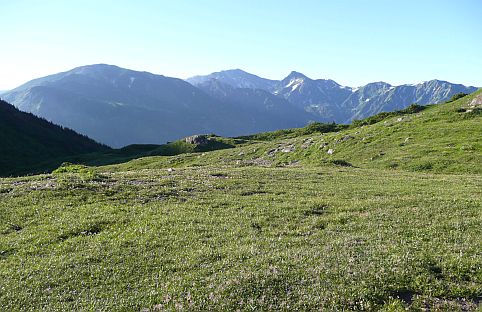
<box><xmin>2</xmin><ymin>65</ymin><xmax>311</xmax><ymax>147</ymax></box>
<box><xmin>2</xmin><ymin>64</ymin><xmax>477</xmax><ymax>147</ymax></box>
<box><xmin>189</xmin><ymin>69</ymin><xmax>478</xmax><ymax>122</ymax></box>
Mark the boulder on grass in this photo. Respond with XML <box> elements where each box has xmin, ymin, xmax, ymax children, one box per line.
<box><xmin>184</xmin><ymin>134</ymin><xmax>209</xmax><ymax>146</ymax></box>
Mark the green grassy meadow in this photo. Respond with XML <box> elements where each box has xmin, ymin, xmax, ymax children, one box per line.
<box><xmin>1</xmin><ymin>92</ymin><xmax>481</xmax><ymax>311</ymax></box>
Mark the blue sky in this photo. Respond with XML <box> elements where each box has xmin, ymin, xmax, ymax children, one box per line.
<box><xmin>1</xmin><ymin>0</ymin><xmax>481</xmax><ymax>89</ymax></box>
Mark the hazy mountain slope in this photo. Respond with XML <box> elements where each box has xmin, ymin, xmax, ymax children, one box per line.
<box><xmin>273</xmin><ymin>71</ymin><xmax>354</xmax><ymax>122</ymax></box>
<box><xmin>4</xmin><ymin>65</ymin><xmax>477</xmax><ymax>148</ymax></box>
<box><xmin>274</xmin><ymin>72</ymin><xmax>477</xmax><ymax>122</ymax></box>
<box><xmin>196</xmin><ymin>79</ymin><xmax>315</xmax><ymax>129</ymax></box>
<box><xmin>346</xmin><ymin>80</ymin><xmax>478</xmax><ymax>121</ymax></box>
<box><xmin>190</xmin><ymin>69</ymin><xmax>477</xmax><ymax>123</ymax></box>
<box><xmin>3</xmin><ymin>65</ymin><xmax>234</xmax><ymax>147</ymax></box>
<box><xmin>187</xmin><ymin>69</ymin><xmax>278</xmax><ymax>91</ymax></box>
<box><xmin>0</xmin><ymin>99</ymin><xmax>108</xmax><ymax>176</ymax></box>
<box><xmin>3</xmin><ymin>65</ymin><xmax>310</xmax><ymax>147</ymax></box>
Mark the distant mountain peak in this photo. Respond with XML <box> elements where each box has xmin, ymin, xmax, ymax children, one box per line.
<box><xmin>68</xmin><ymin>63</ymin><xmax>125</xmax><ymax>74</ymax></box>
<box><xmin>187</xmin><ymin>69</ymin><xmax>278</xmax><ymax>91</ymax></box>
<box><xmin>365</xmin><ymin>81</ymin><xmax>392</xmax><ymax>87</ymax></box>
<box><xmin>278</xmin><ymin>72</ymin><xmax>311</xmax><ymax>92</ymax></box>
<box><xmin>284</xmin><ymin>71</ymin><xmax>309</xmax><ymax>80</ymax></box>
<box><xmin>224</xmin><ymin>68</ymin><xmax>250</xmax><ymax>74</ymax></box>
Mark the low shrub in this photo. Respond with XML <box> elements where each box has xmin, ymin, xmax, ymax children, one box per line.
<box><xmin>352</xmin><ymin>104</ymin><xmax>426</xmax><ymax>127</ymax></box>
<box><xmin>330</xmin><ymin>159</ymin><xmax>353</xmax><ymax>167</ymax></box>
<box><xmin>445</xmin><ymin>92</ymin><xmax>468</xmax><ymax>103</ymax></box>
<box><xmin>239</xmin><ymin>122</ymin><xmax>347</xmax><ymax>141</ymax></box>
<box><xmin>53</xmin><ymin>162</ymin><xmax>102</xmax><ymax>183</ymax></box>
<box><xmin>464</xmin><ymin>107</ymin><xmax>482</xmax><ymax>118</ymax></box>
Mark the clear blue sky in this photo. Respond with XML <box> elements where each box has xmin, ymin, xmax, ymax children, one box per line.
<box><xmin>1</xmin><ymin>0</ymin><xmax>481</xmax><ymax>90</ymax></box>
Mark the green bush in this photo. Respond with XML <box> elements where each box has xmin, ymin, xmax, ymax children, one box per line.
<box><xmin>53</xmin><ymin>162</ymin><xmax>102</xmax><ymax>182</ymax></box>
<box><xmin>299</xmin><ymin>122</ymin><xmax>341</xmax><ymax>135</ymax></box>
<box><xmin>329</xmin><ymin>159</ymin><xmax>353</xmax><ymax>167</ymax></box>
<box><xmin>446</xmin><ymin>92</ymin><xmax>468</xmax><ymax>103</ymax></box>
<box><xmin>351</xmin><ymin>104</ymin><xmax>427</xmax><ymax>127</ymax></box>
<box><xmin>399</xmin><ymin>104</ymin><xmax>425</xmax><ymax>114</ymax></box>
<box><xmin>464</xmin><ymin>107</ymin><xmax>482</xmax><ymax>118</ymax></box>
<box><xmin>239</xmin><ymin>122</ymin><xmax>347</xmax><ymax>141</ymax></box>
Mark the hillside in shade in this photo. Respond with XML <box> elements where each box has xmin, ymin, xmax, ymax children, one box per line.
<box><xmin>0</xmin><ymin>99</ymin><xmax>108</xmax><ymax>176</ymax></box>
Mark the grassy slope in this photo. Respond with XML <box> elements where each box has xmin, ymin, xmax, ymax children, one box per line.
<box><xmin>5</xmin><ymin>91</ymin><xmax>478</xmax><ymax>177</ymax></box>
<box><xmin>238</xmin><ymin>91</ymin><xmax>481</xmax><ymax>174</ymax></box>
<box><xmin>312</xmin><ymin>93</ymin><xmax>481</xmax><ymax>173</ymax></box>
<box><xmin>1</xmin><ymin>91</ymin><xmax>481</xmax><ymax>311</ymax></box>
<box><xmin>102</xmin><ymin>90</ymin><xmax>480</xmax><ymax>174</ymax></box>
<box><xmin>1</xmin><ymin>133</ymin><xmax>238</xmax><ymax>177</ymax></box>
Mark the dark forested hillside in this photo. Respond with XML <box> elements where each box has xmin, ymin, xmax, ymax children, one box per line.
<box><xmin>0</xmin><ymin>99</ymin><xmax>108</xmax><ymax>176</ymax></box>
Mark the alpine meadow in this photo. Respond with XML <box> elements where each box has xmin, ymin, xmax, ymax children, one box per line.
<box><xmin>1</xmin><ymin>1</ymin><xmax>481</xmax><ymax>311</ymax></box>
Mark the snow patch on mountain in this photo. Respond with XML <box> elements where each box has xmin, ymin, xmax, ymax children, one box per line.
<box><xmin>286</xmin><ymin>78</ymin><xmax>304</xmax><ymax>92</ymax></box>
<box><xmin>128</xmin><ymin>77</ymin><xmax>136</xmax><ymax>88</ymax></box>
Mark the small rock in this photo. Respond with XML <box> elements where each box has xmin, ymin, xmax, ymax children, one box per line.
<box><xmin>283</xmin><ymin>160</ymin><xmax>300</xmax><ymax>167</ymax></box>
<box><xmin>327</xmin><ymin>149</ymin><xmax>334</xmax><ymax>155</ymax></box>
<box><xmin>301</xmin><ymin>138</ymin><xmax>314</xmax><ymax>149</ymax></box>
<box><xmin>470</xmin><ymin>94</ymin><xmax>482</xmax><ymax>106</ymax></box>
<box><xmin>267</xmin><ymin>149</ymin><xmax>278</xmax><ymax>157</ymax></box>
<box><xmin>238</xmin><ymin>151</ymin><xmax>245</xmax><ymax>156</ymax></box>
<box><xmin>335</xmin><ymin>135</ymin><xmax>354</xmax><ymax>144</ymax></box>
<box><xmin>319</xmin><ymin>142</ymin><xmax>329</xmax><ymax>149</ymax></box>
<box><xmin>244</xmin><ymin>158</ymin><xmax>272</xmax><ymax>167</ymax></box>
<box><xmin>167</xmin><ymin>168</ymin><xmax>175</xmax><ymax>172</ymax></box>
<box><xmin>281</xmin><ymin>145</ymin><xmax>295</xmax><ymax>153</ymax></box>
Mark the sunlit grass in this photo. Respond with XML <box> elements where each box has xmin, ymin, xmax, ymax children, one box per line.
<box><xmin>1</xmin><ymin>166</ymin><xmax>481</xmax><ymax>310</ymax></box>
